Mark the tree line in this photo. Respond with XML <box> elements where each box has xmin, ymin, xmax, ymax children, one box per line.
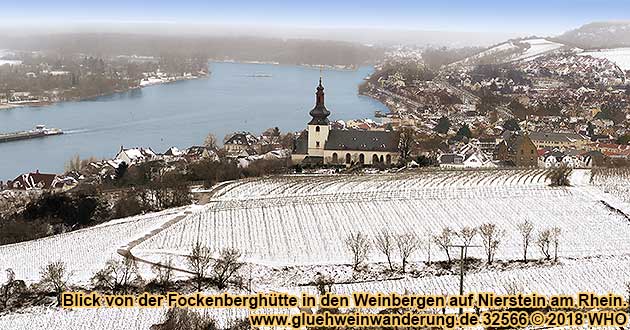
<box><xmin>345</xmin><ymin>220</ymin><xmax>563</xmax><ymax>273</ymax></box>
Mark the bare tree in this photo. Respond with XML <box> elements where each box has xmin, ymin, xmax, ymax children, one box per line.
<box><xmin>345</xmin><ymin>232</ymin><xmax>371</xmax><ymax>271</ymax></box>
<box><xmin>151</xmin><ymin>258</ymin><xmax>174</xmax><ymax>293</ymax></box>
<box><xmin>479</xmin><ymin>223</ymin><xmax>503</xmax><ymax>264</ymax></box>
<box><xmin>517</xmin><ymin>220</ymin><xmax>534</xmax><ymax>262</ymax></box>
<box><xmin>39</xmin><ymin>261</ymin><xmax>72</xmax><ymax>305</ymax></box>
<box><xmin>551</xmin><ymin>227</ymin><xmax>561</xmax><ymax>262</ymax></box>
<box><xmin>548</xmin><ymin>165</ymin><xmax>572</xmax><ymax>187</ymax></box>
<box><xmin>91</xmin><ymin>256</ymin><xmax>143</xmax><ymax>294</ymax></box>
<box><xmin>314</xmin><ymin>273</ymin><xmax>334</xmax><ymax>295</ymax></box>
<box><xmin>433</xmin><ymin>227</ymin><xmax>454</xmax><ymax>263</ymax></box>
<box><xmin>65</xmin><ymin>154</ymin><xmax>98</xmax><ymax>172</ymax></box>
<box><xmin>537</xmin><ymin>229</ymin><xmax>553</xmax><ymax>260</ymax></box>
<box><xmin>374</xmin><ymin>230</ymin><xmax>395</xmax><ymax>271</ymax></box>
<box><xmin>395</xmin><ymin>233</ymin><xmax>421</xmax><ymax>273</ymax></box>
<box><xmin>213</xmin><ymin>248</ymin><xmax>244</xmax><ymax>289</ymax></box>
<box><xmin>398</xmin><ymin>126</ymin><xmax>417</xmax><ymax>164</ymax></box>
<box><xmin>204</xmin><ymin>133</ymin><xmax>218</xmax><ymax>150</ymax></box>
<box><xmin>0</xmin><ymin>269</ymin><xmax>26</xmax><ymax>311</ymax></box>
<box><xmin>186</xmin><ymin>242</ymin><xmax>213</xmax><ymax>291</ymax></box>
<box><xmin>457</xmin><ymin>226</ymin><xmax>477</xmax><ymax>259</ymax></box>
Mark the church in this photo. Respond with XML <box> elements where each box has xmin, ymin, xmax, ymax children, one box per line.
<box><xmin>291</xmin><ymin>79</ymin><xmax>401</xmax><ymax>166</ymax></box>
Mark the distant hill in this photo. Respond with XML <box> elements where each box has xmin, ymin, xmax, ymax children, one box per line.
<box><xmin>555</xmin><ymin>21</ymin><xmax>630</xmax><ymax>49</ymax></box>
<box><xmin>0</xmin><ymin>34</ymin><xmax>384</xmax><ymax>67</ymax></box>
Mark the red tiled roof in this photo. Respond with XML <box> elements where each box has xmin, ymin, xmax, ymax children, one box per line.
<box><xmin>10</xmin><ymin>171</ymin><xmax>58</xmax><ymax>190</ymax></box>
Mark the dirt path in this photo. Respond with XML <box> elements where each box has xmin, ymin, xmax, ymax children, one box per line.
<box><xmin>116</xmin><ymin>180</ymin><xmax>237</xmax><ymax>273</ymax></box>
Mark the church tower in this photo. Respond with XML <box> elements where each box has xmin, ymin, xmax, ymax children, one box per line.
<box><xmin>307</xmin><ymin>78</ymin><xmax>330</xmax><ymax>156</ymax></box>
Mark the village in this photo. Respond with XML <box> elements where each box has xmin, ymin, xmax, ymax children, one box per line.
<box><xmin>1</xmin><ymin>79</ymin><xmax>630</xmax><ymax>193</ymax></box>
<box><xmin>4</xmin><ymin>5</ymin><xmax>630</xmax><ymax>329</ymax></box>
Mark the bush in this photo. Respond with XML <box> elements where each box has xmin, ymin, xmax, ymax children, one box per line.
<box><xmin>113</xmin><ymin>191</ymin><xmax>145</xmax><ymax>218</ymax></box>
<box><xmin>548</xmin><ymin>166</ymin><xmax>572</xmax><ymax>187</ymax></box>
<box><xmin>153</xmin><ymin>307</ymin><xmax>218</xmax><ymax>330</ymax></box>
<box><xmin>22</xmin><ymin>191</ymin><xmax>109</xmax><ymax>227</ymax></box>
<box><xmin>0</xmin><ymin>217</ymin><xmax>50</xmax><ymax>245</ymax></box>
<box><xmin>91</xmin><ymin>257</ymin><xmax>143</xmax><ymax>294</ymax></box>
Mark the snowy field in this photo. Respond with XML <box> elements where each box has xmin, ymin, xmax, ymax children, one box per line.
<box><xmin>135</xmin><ymin>169</ymin><xmax>630</xmax><ymax>266</ymax></box>
<box><xmin>0</xmin><ymin>206</ymin><xmax>197</xmax><ymax>285</ymax></box>
<box><xmin>579</xmin><ymin>48</ymin><xmax>630</xmax><ymax>71</ymax></box>
<box><xmin>2</xmin><ymin>169</ymin><xmax>630</xmax><ymax>329</ymax></box>
<box><xmin>452</xmin><ymin>38</ymin><xmax>566</xmax><ymax>66</ymax></box>
<box><xmin>513</xmin><ymin>38</ymin><xmax>565</xmax><ymax>61</ymax></box>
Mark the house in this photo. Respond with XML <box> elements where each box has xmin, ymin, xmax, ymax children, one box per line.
<box><xmin>504</xmin><ymin>133</ymin><xmax>538</xmax><ymax>167</ymax></box>
<box><xmin>588</xmin><ymin>143</ymin><xmax>630</xmax><ymax>159</ymax></box>
<box><xmin>528</xmin><ymin>131</ymin><xmax>589</xmax><ymax>150</ymax></box>
<box><xmin>439</xmin><ymin>143</ymin><xmax>494</xmax><ymax>168</ymax></box>
<box><xmin>578</xmin><ymin>150</ymin><xmax>606</xmax><ymax>167</ymax></box>
<box><xmin>115</xmin><ymin>146</ymin><xmax>157</xmax><ymax>164</ymax></box>
<box><xmin>224</xmin><ymin>132</ymin><xmax>258</xmax><ymax>157</ymax></box>
<box><xmin>185</xmin><ymin>146</ymin><xmax>219</xmax><ymax>161</ymax></box>
<box><xmin>163</xmin><ymin>147</ymin><xmax>184</xmax><ymax>157</ymax></box>
<box><xmin>292</xmin><ymin>79</ymin><xmax>400</xmax><ymax>166</ymax></box>
<box><xmin>7</xmin><ymin>170</ymin><xmax>77</xmax><ymax>191</ymax></box>
<box><xmin>474</xmin><ymin>136</ymin><xmax>501</xmax><ymax>155</ymax></box>
<box><xmin>439</xmin><ymin>153</ymin><xmax>464</xmax><ymax>168</ymax></box>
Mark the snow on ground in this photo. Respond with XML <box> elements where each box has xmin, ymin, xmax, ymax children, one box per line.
<box><xmin>322</xmin><ymin>254</ymin><xmax>630</xmax><ymax>297</ymax></box>
<box><xmin>579</xmin><ymin>47</ymin><xmax>630</xmax><ymax>71</ymax></box>
<box><xmin>450</xmin><ymin>41</ymin><xmax>521</xmax><ymax>66</ymax></box>
<box><xmin>135</xmin><ymin>169</ymin><xmax>630</xmax><ymax>266</ymax></box>
<box><xmin>0</xmin><ymin>206</ymin><xmax>195</xmax><ymax>285</ymax></box>
<box><xmin>2</xmin><ymin>169</ymin><xmax>630</xmax><ymax>329</ymax></box>
<box><xmin>0</xmin><ymin>60</ymin><xmax>22</xmax><ymax>66</ymax></box>
<box><xmin>513</xmin><ymin>38</ymin><xmax>565</xmax><ymax>61</ymax></box>
<box><xmin>451</xmin><ymin>38</ymin><xmax>566</xmax><ymax>66</ymax></box>
<box><xmin>0</xmin><ymin>304</ymin><xmax>254</xmax><ymax>330</ymax></box>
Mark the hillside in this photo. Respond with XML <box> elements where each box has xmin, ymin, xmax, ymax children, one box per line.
<box><xmin>450</xmin><ymin>38</ymin><xmax>567</xmax><ymax>67</ymax></box>
<box><xmin>0</xmin><ymin>34</ymin><xmax>384</xmax><ymax>66</ymax></box>
<box><xmin>556</xmin><ymin>21</ymin><xmax>630</xmax><ymax>49</ymax></box>
<box><xmin>2</xmin><ymin>169</ymin><xmax>630</xmax><ymax>329</ymax></box>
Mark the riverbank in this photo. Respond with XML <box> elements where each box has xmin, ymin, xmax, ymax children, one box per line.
<box><xmin>0</xmin><ymin>63</ymin><xmax>384</xmax><ymax>180</ymax></box>
<box><xmin>211</xmin><ymin>59</ymin><xmax>360</xmax><ymax>71</ymax></box>
<box><xmin>0</xmin><ymin>73</ymin><xmax>208</xmax><ymax>111</ymax></box>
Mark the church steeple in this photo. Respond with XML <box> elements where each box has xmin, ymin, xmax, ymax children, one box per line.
<box><xmin>309</xmin><ymin>78</ymin><xmax>330</xmax><ymax>125</ymax></box>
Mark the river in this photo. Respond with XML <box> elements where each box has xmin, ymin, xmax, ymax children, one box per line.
<box><xmin>0</xmin><ymin>62</ymin><xmax>387</xmax><ymax>181</ymax></box>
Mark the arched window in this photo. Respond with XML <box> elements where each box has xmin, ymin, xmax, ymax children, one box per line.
<box><xmin>380</xmin><ymin>155</ymin><xmax>384</xmax><ymax>163</ymax></box>
<box><xmin>332</xmin><ymin>153</ymin><xmax>338</xmax><ymax>163</ymax></box>
<box><xmin>345</xmin><ymin>153</ymin><xmax>352</xmax><ymax>164</ymax></box>
<box><xmin>372</xmin><ymin>154</ymin><xmax>379</xmax><ymax>164</ymax></box>
<box><xmin>386</xmin><ymin>155</ymin><xmax>392</xmax><ymax>165</ymax></box>
<box><xmin>359</xmin><ymin>154</ymin><xmax>365</xmax><ymax>164</ymax></box>
<box><xmin>315</xmin><ymin>126</ymin><xmax>320</xmax><ymax>132</ymax></box>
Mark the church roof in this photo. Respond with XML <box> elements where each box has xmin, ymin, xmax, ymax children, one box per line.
<box><xmin>325</xmin><ymin>130</ymin><xmax>400</xmax><ymax>152</ymax></box>
<box><xmin>308</xmin><ymin>78</ymin><xmax>331</xmax><ymax>125</ymax></box>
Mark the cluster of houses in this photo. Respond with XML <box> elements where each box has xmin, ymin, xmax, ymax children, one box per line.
<box><xmin>0</xmin><ymin>130</ymin><xmax>292</xmax><ymax>192</ymax></box>
<box><xmin>2</xmin><ymin>77</ymin><xmax>629</xmax><ymax>192</ymax></box>
<box><xmin>437</xmin><ymin>130</ymin><xmax>627</xmax><ymax>169</ymax></box>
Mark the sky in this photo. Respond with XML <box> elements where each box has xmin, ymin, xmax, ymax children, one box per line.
<box><xmin>2</xmin><ymin>0</ymin><xmax>629</xmax><ymax>35</ymax></box>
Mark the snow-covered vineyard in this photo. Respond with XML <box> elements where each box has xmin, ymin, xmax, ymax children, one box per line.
<box><xmin>2</xmin><ymin>168</ymin><xmax>630</xmax><ymax>329</ymax></box>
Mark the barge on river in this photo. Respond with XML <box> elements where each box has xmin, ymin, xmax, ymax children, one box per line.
<box><xmin>0</xmin><ymin>125</ymin><xmax>63</xmax><ymax>143</ymax></box>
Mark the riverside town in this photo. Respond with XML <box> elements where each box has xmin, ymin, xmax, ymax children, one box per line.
<box><xmin>2</xmin><ymin>2</ymin><xmax>630</xmax><ymax>330</ymax></box>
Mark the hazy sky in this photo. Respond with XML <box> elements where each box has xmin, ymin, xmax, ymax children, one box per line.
<box><xmin>3</xmin><ymin>0</ymin><xmax>629</xmax><ymax>35</ymax></box>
